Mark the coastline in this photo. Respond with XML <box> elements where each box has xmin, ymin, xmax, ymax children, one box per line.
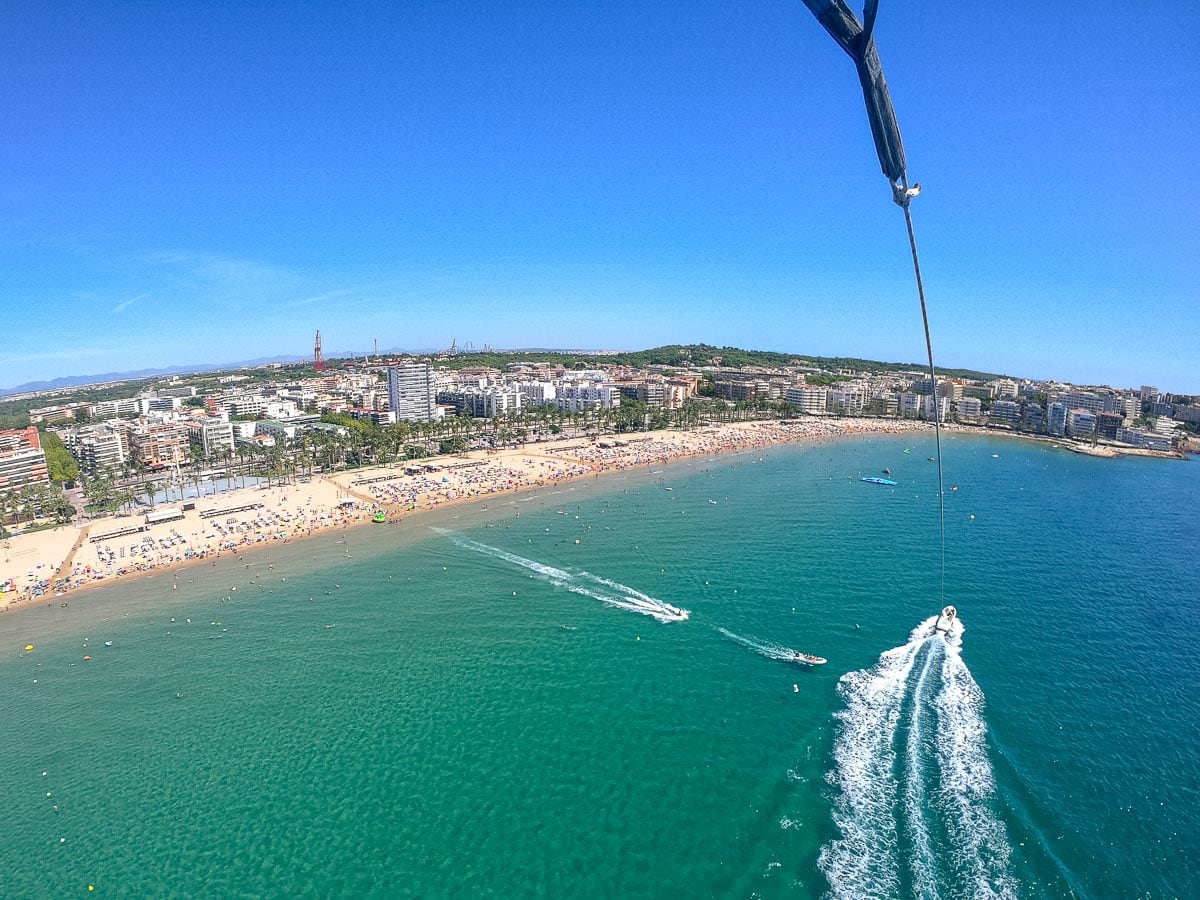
<box><xmin>2</xmin><ymin>418</ymin><xmax>928</xmax><ymax>615</ymax></box>
<box><xmin>1</xmin><ymin>416</ymin><xmax>1182</xmax><ymax>617</ymax></box>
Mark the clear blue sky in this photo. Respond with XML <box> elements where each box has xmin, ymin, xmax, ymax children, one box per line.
<box><xmin>3</xmin><ymin>1</ymin><xmax>1197</xmax><ymax>393</ymax></box>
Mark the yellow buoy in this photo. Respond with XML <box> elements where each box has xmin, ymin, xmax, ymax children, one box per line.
<box><xmin>24</xmin><ymin>644</ymin><xmax>34</xmax><ymax>652</ymax></box>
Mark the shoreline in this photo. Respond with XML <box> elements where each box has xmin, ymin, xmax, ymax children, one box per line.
<box><xmin>2</xmin><ymin>418</ymin><xmax>919</xmax><ymax>614</ymax></box>
<box><xmin>1</xmin><ymin>417</ymin><xmax>1182</xmax><ymax>617</ymax></box>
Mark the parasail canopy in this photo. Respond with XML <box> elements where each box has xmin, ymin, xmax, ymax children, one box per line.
<box><xmin>799</xmin><ymin>0</ymin><xmax>909</xmax><ymax>196</ymax></box>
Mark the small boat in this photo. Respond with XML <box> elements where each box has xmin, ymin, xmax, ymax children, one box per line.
<box><xmin>932</xmin><ymin>605</ymin><xmax>957</xmax><ymax>635</ymax></box>
<box><xmin>928</xmin><ymin>456</ymin><xmax>936</xmax><ymax>462</ymax></box>
<box><xmin>991</xmin><ymin>453</ymin><xmax>1000</xmax><ymax>458</ymax></box>
<box><xmin>794</xmin><ymin>651</ymin><xmax>827</xmax><ymax>665</ymax></box>
<box><xmin>861</xmin><ymin>476</ymin><xmax>898</xmax><ymax>486</ymax></box>
<box><xmin>883</xmin><ymin>467</ymin><xmax>891</xmax><ymax>475</ymax></box>
<box><xmin>951</xmin><ymin>485</ymin><xmax>959</xmax><ymax>492</ymax></box>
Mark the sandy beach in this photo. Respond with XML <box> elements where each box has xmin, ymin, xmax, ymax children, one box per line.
<box><xmin>1</xmin><ymin>417</ymin><xmax>937</xmax><ymax>613</ymax></box>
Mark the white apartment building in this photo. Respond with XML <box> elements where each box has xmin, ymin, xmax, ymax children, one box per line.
<box><xmin>784</xmin><ymin>386</ymin><xmax>828</xmax><ymax>414</ymax></box>
<box><xmin>827</xmin><ymin>386</ymin><xmax>866</xmax><ymax>414</ymax></box>
<box><xmin>515</xmin><ymin>381</ymin><xmax>557</xmax><ymax>406</ymax></box>
<box><xmin>1122</xmin><ymin>396</ymin><xmax>1140</xmax><ymax>422</ymax></box>
<box><xmin>556</xmin><ymin>383</ymin><xmax>621</xmax><ymax>413</ymax></box>
<box><xmin>58</xmin><ymin>422</ymin><xmax>127</xmax><ymax>474</ymax></box>
<box><xmin>89</xmin><ymin>398</ymin><xmax>142</xmax><ymax>419</ymax></box>
<box><xmin>1047</xmin><ymin>402</ymin><xmax>1067</xmax><ymax>436</ymax></box>
<box><xmin>899</xmin><ymin>392</ymin><xmax>924</xmax><ymax>416</ymax></box>
<box><xmin>992</xmin><ymin>379</ymin><xmax>1019</xmax><ymax>400</ymax></box>
<box><xmin>450</xmin><ymin>389</ymin><xmax>524</xmax><ymax>418</ymax></box>
<box><xmin>189</xmin><ymin>421</ymin><xmax>235</xmax><ymax>457</ymax></box>
<box><xmin>989</xmin><ymin>400</ymin><xmax>1021</xmax><ymax>425</ymax></box>
<box><xmin>143</xmin><ymin>396</ymin><xmax>182</xmax><ymax>412</ymax></box>
<box><xmin>923</xmin><ymin>395</ymin><xmax>949</xmax><ymax>421</ymax></box>
<box><xmin>955</xmin><ymin>397</ymin><xmax>983</xmax><ymax>420</ymax></box>
<box><xmin>1065</xmin><ymin>409</ymin><xmax>1097</xmax><ymax>439</ymax></box>
<box><xmin>1055</xmin><ymin>392</ymin><xmax>1106</xmax><ymax>415</ymax></box>
<box><xmin>388</xmin><ymin>364</ymin><xmax>438</xmax><ymax>422</ymax></box>
<box><xmin>1116</xmin><ymin>427</ymin><xmax>1171</xmax><ymax>450</ymax></box>
<box><xmin>222</xmin><ymin>394</ymin><xmax>266</xmax><ymax>418</ymax></box>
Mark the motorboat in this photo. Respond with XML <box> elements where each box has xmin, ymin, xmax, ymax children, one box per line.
<box><xmin>861</xmin><ymin>476</ymin><xmax>898</xmax><ymax>486</ymax></box>
<box><xmin>932</xmin><ymin>605</ymin><xmax>957</xmax><ymax>635</ymax></box>
<box><xmin>794</xmin><ymin>651</ymin><xmax>827</xmax><ymax>665</ymax></box>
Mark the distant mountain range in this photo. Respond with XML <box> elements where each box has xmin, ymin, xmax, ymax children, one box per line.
<box><xmin>0</xmin><ymin>348</ymin><xmax>438</xmax><ymax>397</ymax></box>
<box><xmin>0</xmin><ymin>346</ymin><xmax>627</xmax><ymax>397</ymax></box>
<box><xmin>0</xmin><ymin>357</ymin><xmax>303</xmax><ymax>397</ymax></box>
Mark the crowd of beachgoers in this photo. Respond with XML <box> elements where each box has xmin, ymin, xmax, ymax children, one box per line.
<box><xmin>4</xmin><ymin>492</ymin><xmax>375</xmax><ymax>609</ymax></box>
<box><xmin>2</xmin><ymin>417</ymin><xmax>934</xmax><ymax>612</ymax></box>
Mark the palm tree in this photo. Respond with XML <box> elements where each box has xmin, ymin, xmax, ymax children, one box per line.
<box><xmin>235</xmin><ymin>444</ymin><xmax>249</xmax><ymax>489</ymax></box>
<box><xmin>189</xmin><ymin>444</ymin><xmax>206</xmax><ymax>500</ymax></box>
<box><xmin>218</xmin><ymin>447</ymin><xmax>234</xmax><ymax>492</ymax></box>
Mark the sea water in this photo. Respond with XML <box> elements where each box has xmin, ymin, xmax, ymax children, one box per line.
<box><xmin>2</xmin><ymin>433</ymin><xmax>1196</xmax><ymax>897</ymax></box>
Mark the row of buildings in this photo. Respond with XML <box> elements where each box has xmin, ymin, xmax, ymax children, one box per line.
<box><xmin>14</xmin><ymin>361</ymin><xmax>1194</xmax><ymax>491</ymax></box>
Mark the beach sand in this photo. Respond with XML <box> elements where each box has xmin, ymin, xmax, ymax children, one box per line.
<box><xmin>2</xmin><ymin>417</ymin><xmax>933</xmax><ymax>614</ymax></box>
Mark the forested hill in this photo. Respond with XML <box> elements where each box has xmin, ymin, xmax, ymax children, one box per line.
<box><xmin>436</xmin><ymin>344</ymin><xmax>1004</xmax><ymax>382</ymax></box>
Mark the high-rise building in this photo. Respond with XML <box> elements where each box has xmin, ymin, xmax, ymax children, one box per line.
<box><xmin>57</xmin><ymin>422</ymin><xmax>127</xmax><ymax>474</ymax></box>
<box><xmin>0</xmin><ymin>426</ymin><xmax>49</xmax><ymax>490</ymax></box>
<box><xmin>387</xmin><ymin>364</ymin><xmax>437</xmax><ymax>422</ymax></box>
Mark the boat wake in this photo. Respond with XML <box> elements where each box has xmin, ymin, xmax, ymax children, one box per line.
<box><xmin>818</xmin><ymin>616</ymin><xmax>1017</xmax><ymax>899</ymax></box>
<box><xmin>715</xmin><ymin>627</ymin><xmax>823</xmax><ymax>665</ymax></box>
<box><xmin>438</xmin><ymin>530</ymin><xmax>689</xmax><ymax>623</ymax></box>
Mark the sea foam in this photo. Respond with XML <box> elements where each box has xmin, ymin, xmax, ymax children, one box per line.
<box><xmin>819</xmin><ymin>615</ymin><xmax>1017</xmax><ymax>899</ymax></box>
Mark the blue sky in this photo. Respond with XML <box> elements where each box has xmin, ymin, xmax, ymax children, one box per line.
<box><xmin>3</xmin><ymin>1</ymin><xmax>1197</xmax><ymax>393</ymax></box>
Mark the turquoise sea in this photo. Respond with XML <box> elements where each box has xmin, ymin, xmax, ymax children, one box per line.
<box><xmin>2</xmin><ymin>433</ymin><xmax>1197</xmax><ymax>898</ymax></box>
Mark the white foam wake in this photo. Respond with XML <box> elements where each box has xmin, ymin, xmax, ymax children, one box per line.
<box><xmin>935</xmin><ymin>636</ymin><xmax>1018</xmax><ymax>897</ymax></box>
<box><xmin>438</xmin><ymin>530</ymin><xmax>689</xmax><ymax>623</ymax></box>
<box><xmin>817</xmin><ymin>619</ymin><xmax>929</xmax><ymax>898</ymax></box>
<box><xmin>818</xmin><ymin>615</ymin><xmax>1016</xmax><ymax>899</ymax></box>
<box><xmin>715</xmin><ymin>627</ymin><xmax>823</xmax><ymax>664</ymax></box>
